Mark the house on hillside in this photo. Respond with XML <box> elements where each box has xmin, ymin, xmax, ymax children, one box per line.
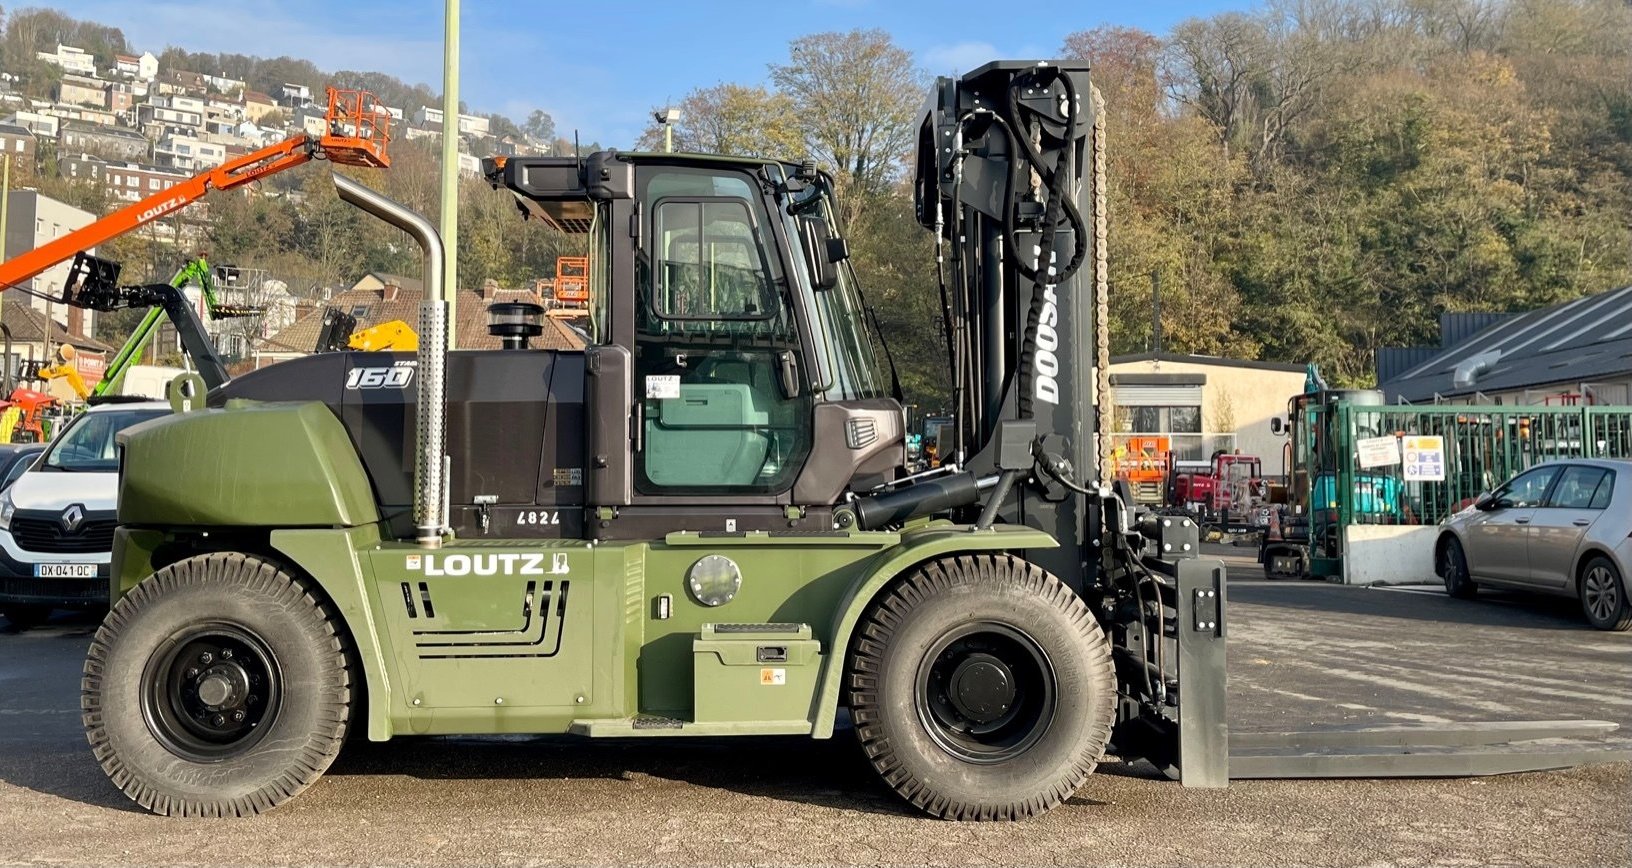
<box><xmin>242</xmin><ymin>91</ymin><xmax>278</xmax><ymax>123</ymax></box>
<box><xmin>36</xmin><ymin>45</ymin><xmax>96</xmax><ymax>76</ymax></box>
<box><xmin>0</xmin><ymin>123</ymin><xmax>35</xmax><ymax>165</ymax></box>
<box><xmin>58</xmin><ymin>121</ymin><xmax>148</xmax><ymax>160</ymax></box>
<box><xmin>158</xmin><ymin>69</ymin><xmax>208</xmax><ymax>97</ymax></box>
<box><xmin>113</xmin><ymin>52</ymin><xmax>159</xmax><ymax>81</ymax></box>
<box><xmin>56</xmin><ymin>75</ymin><xmax>108</xmax><ymax>109</ymax></box>
<box><xmin>254</xmin><ymin>273</ymin><xmax>585</xmax><ymax>366</ymax></box>
<box><xmin>281</xmin><ymin>83</ymin><xmax>312</xmax><ymax>107</ymax></box>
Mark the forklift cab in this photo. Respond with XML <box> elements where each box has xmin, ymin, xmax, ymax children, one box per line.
<box><xmin>490</xmin><ymin>152</ymin><xmax>905</xmax><ymax>537</ymax></box>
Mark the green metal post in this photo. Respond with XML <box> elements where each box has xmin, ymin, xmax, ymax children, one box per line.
<box><xmin>440</xmin><ymin>0</ymin><xmax>461</xmax><ymax>342</ymax></box>
<box><xmin>93</xmin><ymin>307</ymin><xmax>167</xmax><ymax>397</ymax></box>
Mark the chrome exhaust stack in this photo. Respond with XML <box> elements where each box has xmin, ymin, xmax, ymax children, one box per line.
<box><xmin>333</xmin><ymin>174</ymin><xmax>449</xmax><ymax>548</ymax></box>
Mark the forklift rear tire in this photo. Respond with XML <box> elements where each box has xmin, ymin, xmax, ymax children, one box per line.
<box><xmin>1440</xmin><ymin>537</ymin><xmax>1477</xmax><ymax>599</ymax></box>
<box><xmin>847</xmin><ymin>554</ymin><xmax>1116</xmax><ymax>820</ymax></box>
<box><xmin>82</xmin><ymin>553</ymin><xmax>352</xmax><ymax>817</ymax></box>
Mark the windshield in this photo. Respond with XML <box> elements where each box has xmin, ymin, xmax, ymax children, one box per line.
<box><xmin>41</xmin><ymin>408</ymin><xmax>167</xmax><ymax>473</ymax></box>
<box><xmin>780</xmin><ymin>174</ymin><xmax>887</xmax><ymax>400</ymax></box>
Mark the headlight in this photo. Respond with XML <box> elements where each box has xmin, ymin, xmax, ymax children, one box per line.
<box><xmin>0</xmin><ymin>490</ymin><xmax>13</xmax><ymax>531</ymax></box>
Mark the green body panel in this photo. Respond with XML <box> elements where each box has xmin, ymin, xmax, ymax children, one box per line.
<box><xmin>268</xmin><ymin>527</ymin><xmax>397</xmax><ymax>740</ymax></box>
<box><xmin>110</xmin><ymin>528</ymin><xmax>165</xmax><ymax>602</ymax></box>
<box><xmin>118</xmin><ymin>402</ymin><xmax>379</xmax><ymax>528</ymax></box>
<box><xmin>114</xmin><ymin>511</ymin><xmax>1053</xmax><ymax>739</ymax></box>
<box><xmin>345</xmin><ymin>524</ymin><xmax>1048</xmax><ymax>738</ymax></box>
<box><xmin>694</xmin><ymin>623</ymin><xmax>822</xmax><ymax>724</ymax></box>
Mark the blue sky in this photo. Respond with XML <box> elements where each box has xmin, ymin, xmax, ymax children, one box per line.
<box><xmin>58</xmin><ymin>0</ymin><xmax>1249</xmax><ymax>146</ymax></box>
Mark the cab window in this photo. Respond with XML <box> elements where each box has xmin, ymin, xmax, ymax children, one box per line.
<box><xmin>633</xmin><ymin>167</ymin><xmax>811</xmax><ymax>495</ymax></box>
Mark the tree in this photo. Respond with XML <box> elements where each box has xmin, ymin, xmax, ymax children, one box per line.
<box><xmin>769</xmin><ymin>30</ymin><xmax>924</xmax><ymax>195</ymax></box>
<box><xmin>523</xmin><ymin>109</ymin><xmax>556</xmax><ymax>144</ymax></box>
<box><xmin>634</xmin><ymin>84</ymin><xmax>801</xmax><ymax>158</ymax></box>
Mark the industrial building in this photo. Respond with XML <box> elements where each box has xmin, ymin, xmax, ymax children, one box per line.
<box><xmin>1379</xmin><ymin>284</ymin><xmax>1632</xmax><ymax>405</ymax></box>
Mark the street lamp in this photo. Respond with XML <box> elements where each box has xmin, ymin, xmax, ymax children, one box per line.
<box><xmin>654</xmin><ymin>107</ymin><xmax>680</xmax><ymax>153</ymax></box>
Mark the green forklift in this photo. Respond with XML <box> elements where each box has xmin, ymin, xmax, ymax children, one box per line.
<box><xmin>83</xmin><ymin>63</ymin><xmax>1625</xmax><ymax>821</ymax></box>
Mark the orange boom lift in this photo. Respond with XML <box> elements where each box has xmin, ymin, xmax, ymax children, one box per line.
<box><xmin>0</xmin><ymin>88</ymin><xmax>390</xmax><ymax>296</ymax></box>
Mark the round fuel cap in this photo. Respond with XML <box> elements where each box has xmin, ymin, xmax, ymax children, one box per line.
<box><xmin>687</xmin><ymin>555</ymin><xmax>742</xmax><ymax>607</ymax></box>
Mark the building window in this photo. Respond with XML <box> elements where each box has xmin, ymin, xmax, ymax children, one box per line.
<box><xmin>126</xmin><ymin>176</ymin><xmax>138</xmax><ymax>188</ymax></box>
<box><xmin>11</xmin><ymin>140</ymin><xmax>20</xmax><ymax>153</ymax></box>
<box><xmin>1114</xmin><ymin>405</ymin><xmax>1203</xmax><ymax>435</ymax></box>
<box><xmin>149</xmin><ymin>178</ymin><xmax>159</xmax><ymax>190</ymax></box>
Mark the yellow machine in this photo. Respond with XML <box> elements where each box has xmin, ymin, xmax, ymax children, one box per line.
<box><xmin>33</xmin><ymin>344</ymin><xmax>91</xmax><ymax>401</ymax></box>
<box><xmin>347</xmin><ymin>320</ymin><xmax>417</xmax><ymax>351</ymax></box>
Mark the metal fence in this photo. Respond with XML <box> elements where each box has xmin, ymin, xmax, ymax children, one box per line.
<box><xmin>1334</xmin><ymin>405</ymin><xmax>1632</xmax><ymax>526</ymax></box>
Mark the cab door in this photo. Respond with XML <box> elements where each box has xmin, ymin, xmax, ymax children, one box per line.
<box><xmin>626</xmin><ymin>167</ymin><xmax>814</xmax><ymax>523</ymax></box>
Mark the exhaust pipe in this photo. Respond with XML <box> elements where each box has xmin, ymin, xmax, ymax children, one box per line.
<box><xmin>333</xmin><ymin>174</ymin><xmax>449</xmax><ymax>548</ymax></box>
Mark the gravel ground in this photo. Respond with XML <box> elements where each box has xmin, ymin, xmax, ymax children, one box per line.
<box><xmin>2</xmin><ymin>546</ymin><xmax>1627</xmax><ymax>866</ymax></box>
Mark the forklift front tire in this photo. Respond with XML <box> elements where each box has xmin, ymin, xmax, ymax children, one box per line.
<box><xmin>82</xmin><ymin>552</ymin><xmax>352</xmax><ymax>817</ymax></box>
<box><xmin>847</xmin><ymin>554</ymin><xmax>1116</xmax><ymax>820</ymax></box>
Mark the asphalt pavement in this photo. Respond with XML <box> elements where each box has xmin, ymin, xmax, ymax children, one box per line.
<box><xmin>2</xmin><ymin>546</ymin><xmax>1628</xmax><ymax>866</ymax></box>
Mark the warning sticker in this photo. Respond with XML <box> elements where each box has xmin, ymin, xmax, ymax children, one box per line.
<box><xmin>645</xmin><ymin>375</ymin><xmax>681</xmax><ymax>399</ymax></box>
<box><xmin>760</xmin><ymin>668</ymin><xmax>786</xmax><ymax>686</ymax></box>
<box><xmin>1402</xmin><ymin>435</ymin><xmax>1446</xmax><ymax>481</ymax></box>
<box><xmin>552</xmin><ymin>467</ymin><xmax>583</xmax><ymax>487</ymax></box>
<box><xmin>1357</xmin><ymin>435</ymin><xmax>1401</xmax><ymax>469</ymax></box>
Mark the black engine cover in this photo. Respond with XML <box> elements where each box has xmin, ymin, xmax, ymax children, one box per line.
<box><xmin>212</xmin><ymin>350</ymin><xmax>586</xmax><ymax>539</ymax></box>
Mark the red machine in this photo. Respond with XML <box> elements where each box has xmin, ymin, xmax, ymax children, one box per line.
<box><xmin>1168</xmin><ymin>450</ymin><xmax>1270</xmax><ymax>529</ymax></box>
<box><xmin>0</xmin><ymin>387</ymin><xmax>61</xmax><ymax>443</ymax></box>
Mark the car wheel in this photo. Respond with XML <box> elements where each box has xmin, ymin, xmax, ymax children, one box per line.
<box><xmin>1579</xmin><ymin>556</ymin><xmax>1631</xmax><ymax>632</ymax></box>
<box><xmin>1440</xmin><ymin>537</ymin><xmax>1476</xmax><ymax>599</ymax></box>
<box><xmin>1</xmin><ymin>605</ymin><xmax>52</xmax><ymax>630</ymax></box>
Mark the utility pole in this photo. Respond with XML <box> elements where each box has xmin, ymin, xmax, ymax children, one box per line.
<box><xmin>1</xmin><ymin>153</ymin><xmax>9</xmax><ymax>393</ymax></box>
<box><xmin>440</xmin><ymin>0</ymin><xmax>461</xmax><ymax>344</ymax></box>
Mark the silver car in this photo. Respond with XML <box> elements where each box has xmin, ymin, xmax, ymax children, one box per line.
<box><xmin>1435</xmin><ymin>459</ymin><xmax>1632</xmax><ymax>631</ymax></box>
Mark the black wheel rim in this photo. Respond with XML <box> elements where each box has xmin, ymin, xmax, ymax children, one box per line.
<box><xmin>141</xmin><ymin>623</ymin><xmax>282</xmax><ymax>762</ymax></box>
<box><xmin>1584</xmin><ymin>565</ymin><xmax>1620</xmax><ymax>623</ymax></box>
<box><xmin>1444</xmin><ymin>545</ymin><xmax>1465</xmax><ymax>587</ymax></box>
<box><xmin>914</xmin><ymin>622</ymin><xmax>1056</xmax><ymax>764</ymax></box>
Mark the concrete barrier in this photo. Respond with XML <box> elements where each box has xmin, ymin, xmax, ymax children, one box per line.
<box><xmin>1343</xmin><ymin>524</ymin><xmax>1441</xmax><ymax>585</ymax></box>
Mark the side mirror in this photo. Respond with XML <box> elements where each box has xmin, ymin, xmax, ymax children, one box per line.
<box><xmin>1474</xmin><ymin>492</ymin><xmax>1503</xmax><ymax>511</ymax></box>
<box><xmin>1270</xmin><ymin>417</ymin><xmax>1285</xmax><ymax>436</ymax></box>
<box><xmin>799</xmin><ymin>216</ymin><xmax>841</xmax><ymax>291</ymax></box>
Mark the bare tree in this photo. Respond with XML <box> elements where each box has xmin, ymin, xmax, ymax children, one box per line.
<box><xmin>769</xmin><ymin>30</ymin><xmax>925</xmax><ymax>195</ymax></box>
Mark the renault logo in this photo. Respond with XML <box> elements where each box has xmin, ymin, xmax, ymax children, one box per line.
<box><xmin>61</xmin><ymin>504</ymin><xmax>85</xmax><ymax>533</ymax></box>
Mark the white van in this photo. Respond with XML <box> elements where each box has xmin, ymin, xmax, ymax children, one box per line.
<box><xmin>110</xmin><ymin>365</ymin><xmax>190</xmax><ymax>400</ymax></box>
<box><xmin>0</xmin><ymin>400</ymin><xmax>169</xmax><ymax>629</ymax></box>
